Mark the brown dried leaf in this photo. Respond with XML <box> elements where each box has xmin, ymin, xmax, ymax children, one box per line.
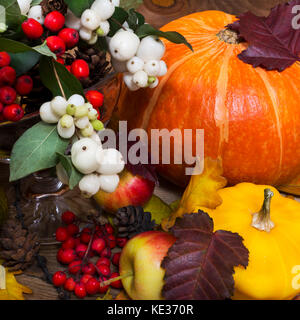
<box><xmin>162</xmin><ymin>211</ymin><xmax>249</xmax><ymax>300</ymax></box>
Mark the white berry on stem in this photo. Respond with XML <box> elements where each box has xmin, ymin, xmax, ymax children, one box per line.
<box><xmin>109</xmin><ymin>30</ymin><xmax>140</xmax><ymax>61</ymax></box>
<box><xmin>144</xmin><ymin>60</ymin><xmax>160</xmax><ymax>76</ymax></box>
<box><xmin>81</xmin><ymin>122</ymin><xmax>94</xmax><ymax>137</ymax></box>
<box><xmin>81</xmin><ymin>9</ymin><xmax>101</xmax><ymax>31</ymax></box>
<box><xmin>40</xmin><ymin>102</ymin><xmax>60</xmax><ymax>124</ymax></box>
<box><xmin>28</xmin><ymin>5</ymin><xmax>44</xmax><ymax>24</ymax></box>
<box><xmin>133</xmin><ymin>70</ymin><xmax>148</xmax><ymax>88</ymax></box>
<box><xmin>75</xmin><ymin>116</ymin><xmax>90</xmax><ymax>129</ymax></box>
<box><xmin>79</xmin><ymin>27</ymin><xmax>93</xmax><ymax>41</ymax></box>
<box><xmin>91</xmin><ymin>0</ymin><xmax>115</xmax><ymax>21</ymax></box>
<box><xmin>67</xmin><ymin>94</ymin><xmax>85</xmax><ymax>107</ymax></box>
<box><xmin>149</xmin><ymin>77</ymin><xmax>159</xmax><ymax>88</ymax></box>
<box><xmin>71</xmin><ymin>138</ymin><xmax>102</xmax><ymax>174</ymax></box>
<box><xmin>123</xmin><ymin>72</ymin><xmax>139</xmax><ymax>91</ymax></box>
<box><xmin>99</xmin><ymin>174</ymin><xmax>120</xmax><ymax>193</ymax></box>
<box><xmin>51</xmin><ymin>96</ymin><xmax>68</xmax><ymax>117</ymax></box>
<box><xmin>97</xmin><ymin>21</ymin><xmax>110</xmax><ymax>37</ymax></box>
<box><xmin>17</xmin><ymin>0</ymin><xmax>31</xmax><ymax>15</ymax></box>
<box><xmin>158</xmin><ymin>60</ymin><xmax>168</xmax><ymax>76</ymax></box>
<box><xmin>79</xmin><ymin>174</ymin><xmax>101</xmax><ymax>198</ymax></box>
<box><xmin>137</xmin><ymin>36</ymin><xmax>165</xmax><ymax>61</ymax></box>
<box><xmin>57</xmin><ymin>121</ymin><xmax>75</xmax><ymax>139</ymax></box>
<box><xmin>96</xmin><ymin>148</ymin><xmax>125</xmax><ymax>175</ymax></box>
<box><xmin>127</xmin><ymin>56</ymin><xmax>144</xmax><ymax>74</ymax></box>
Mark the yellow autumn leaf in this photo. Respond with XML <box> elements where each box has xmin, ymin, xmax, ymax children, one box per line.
<box><xmin>115</xmin><ymin>291</ymin><xmax>131</xmax><ymax>300</ymax></box>
<box><xmin>97</xmin><ymin>288</ymin><xmax>113</xmax><ymax>300</ymax></box>
<box><xmin>0</xmin><ymin>268</ymin><xmax>32</xmax><ymax>300</ymax></box>
<box><xmin>161</xmin><ymin>158</ymin><xmax>227</xmax><ymax>231</ymax></box>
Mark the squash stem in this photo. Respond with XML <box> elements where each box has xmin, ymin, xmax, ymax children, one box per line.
<box><xmin>251</xmin><ymin>189</ymin><xmax>275</xmax><ymax>232</ymax></box>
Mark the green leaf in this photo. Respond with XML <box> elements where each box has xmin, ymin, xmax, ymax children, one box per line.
<box><xmin>136</xmin><ymin>24</ymin><xmax>193</xmax><ymax>51</ymax></box>
<box><xmin>56</xmin><ymin>152</ymin><xmax>83</xmax><ymax>190</ymax></box>
<box><xmin>10</xmin><ymin>122</ymin><xmax>69</xmax><ymax>182</ymax></box>
<box><xmin>120</xmin><ymin>0</ymin><xmax>143</xmax><ymax>11</ymax></box>
<box><xmin>0</xmin><ymin>187</ymin><xmax>8</xmax><ymax>226</ymax></box>
<box><xmin>0</xmin><ymin>38</ymin><xmax>56</xmax><ymax>58</ymax></box>
<box><xmin>108</xmin><ymin>7</ymin><xmax>128</xmax><ymax>37</ymax></box>
<box><xmin>0</xmin><ymin>0</ymin><xmax>24</xmax><ymax>29</ymax></box>
<box><xmin>64</xmin><ymin>0</ymin><xmax>94</xmax><ymax>17</ymax></box>
<box><xmin>143</xmin><ymin>195</ymin><xmax>172</xmax><ymax>225</ymax></box>
<box><xmin>39</xmin><ymin>56</ymin><xmax>84</xmax><ymax>99</ymax></box>
<box><xmin>9</xmin><ymin>51</ymin><xmax>40</xmax><ymax>75</ymax></box>
<box><xmin>31</xmin><ymin>0</ymin><xmax>42</xmax><ymax>5</ymax></box>
<box><xmin>127</xmin><ymin>8</ymin><xmax>144</xmax><ymax>31</ymax></box>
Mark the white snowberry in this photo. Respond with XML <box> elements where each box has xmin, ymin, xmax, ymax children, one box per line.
<box><xmin>90</xmin><ymin>132</ymin><xmax>102</xmax><ymax>146</ymax></box>
<box><xmin>67</xmin><ymin>94</ymin><xmax>85</xmax><ymax>107</ymax></box>
<box><xmin>97</xmin><ymin>20</ymin><xmax>110</xmax><ymax>37</ymax></box>
<box><xmin>123</xmin><ymin>72</ymin><xmax>139</xmax><ymax>91</ymax></box>
<box><xmin>60</xmin><ymin>114</ymin><xmax>74</xmax><ymax>128</ymax></box>
<box><xmin>127</xmin><ymin>56</ymin><xmax>144</xmax><ymax>74</ymax></box>
<box><xmin>99</xmin><ymin>174</ymin><xmax>120</xmax><ymax>193</ymax></box>
<box><xmin>65</xmin><ymin>9</ymin><xmax>82</xmax><ymax>30</ymax></box>
<box><xmin>87</xmin><ymin>32</ymin><xmax>98</xmax><ymax>45</ymax></box>
<box><xmin>81</xmin><ymin>122</ymin><xmax>94</xmax><ymax>137</ymax></box>
<box><xmin>143</xmin><ymin>60</ymin><xmax>160</xmax><ymax>76</ymax></box>
<box><xmin>96</xmin><ymin>148</ymin><xmax>125</xmax><ymax>175</ymax></box>
<box><xmin>79</xmin><ymin>27</ymin><xmax>93</xmax><ymax>41</ymax></box>
<box><xmin>91</xmin><ymin>0</ymin><xmax>115</xmax><ymax>21</ymax></box>
<box><xmin>88</xmin><ymin>108</ymin><xmax>98</xmax><ymax>121</ymax></box>
<box><xmin>109</xmin><ymin>30</ymin><xmax>140</xmax><ymax>61</ymax></box>
<box><xmin>79</xmin><ymin>174</ymin><xmax>101</xmax><ymax>198</ymax></box>
<box><xmin>28</xmin><ymin>5</ymin><xmax>44</xmax><ymax>24</ymax></box>
<box><xmin>137</xmin><ymin>36</ymin><xmax>165</xmax><ymax>61</ymax></box>
<box><xmin>51</xmin><ymin>96</ymin><xmax>68</xmax><ymax>117</ymax></box>
<box><xmin>149</xmin><ymin>77</ymin><xmax>159</xmax><ymax>88</ymax></box>
<box><xmin>111</xmin><ymin>58</ymin><xmax>127</xmax><ymax>73</ymax></box>
<box><xmin>40</xmin><ymin>102</ymin><xmax>60</xmax><ymax>124</ymax></box>
<box><xmin>157</xmin><ymin>60</ymin><xmax>167</xmax><ymax>77</ymax></box>
<box><xmin>74</xmin><ymin>104</ymin><xmax>89</xmax><ymax>118</ymax></box>
<box><xmin>75</xmin><ymin>116</ymin><xmax>89</xmax><ymax>129</ymax></box>
<box><xmin>111</xmin><ymin>0</ymin><xmax>120</xmax><ymax>6</ymax></box>
<box><xmin>17</xmin><ymin>0</ymin><xmax>31</xmax><ymax>15</ymax></box>
<box><xmin>71</xmin><ymin>138</ymin><xmax>102</xmax><ymax>174</ymax></box>
<box><xmin>57</xmin><ymin>120</ymin><xmax>75</xmax><ymax>139</ymax></box>
<box><xmin>81</xmin><ymin>9</ymin><xmax>100</xmax><ymax>31</ymax></box>
<box><xmin>133</xmin><ymin>70</ymin><xmax>148</xmax><ymax>88</ymax></box>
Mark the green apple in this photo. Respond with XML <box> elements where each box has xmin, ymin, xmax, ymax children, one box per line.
<box><xmin>119</xmin><ymin>231</ymin><xmax>176</xmax><ymax>300</ymax></box>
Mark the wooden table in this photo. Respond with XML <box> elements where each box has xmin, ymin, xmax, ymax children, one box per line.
<box><xmin>7</xmin><ymin>0</ymin><xmax>287</xmax><ymax>300</ymax></box>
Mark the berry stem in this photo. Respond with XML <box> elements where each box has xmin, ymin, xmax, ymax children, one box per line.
<box><xmin>100</xmin><ymin>271</ymin><xmax>133</xmax><ymax>287</ymax></box>
<box><xmin>110</xmin><ymin>17</ymin><xmax>127</xmax><ymax>31</ymax></box>
<box><xmin>51</xmin><ymin>58</ymin><xmax>66</xmax><ymax>99</ymax></box>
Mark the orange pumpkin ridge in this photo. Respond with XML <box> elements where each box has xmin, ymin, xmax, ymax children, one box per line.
<box><xmin>113</xmin><ymin>11</ymin><xmax>300</xmax><ymax>187</ymax></box>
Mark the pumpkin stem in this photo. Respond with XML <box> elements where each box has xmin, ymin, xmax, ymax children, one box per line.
<box><xmin>251</xmin><ymin>189</ymin><xmax>275</xmax><ymax>232</ymax></box>
<box><xmin>217</xmin><ymin>29</ymin><xmax>240</xmax><ymax>44</ymax></box>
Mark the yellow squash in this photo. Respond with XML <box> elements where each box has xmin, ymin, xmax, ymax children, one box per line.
<box><xmin>200</xmin><ymin>183</ymin><xmax>300</xmax><ymax>300</ymax></box>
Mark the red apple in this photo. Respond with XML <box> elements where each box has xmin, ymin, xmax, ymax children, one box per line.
<box><xmin>93</xmin><ymin>168</ymin><xmax>155</xmax><ymax>213</ymax></box>
<box><xmin>119</xmin><ymin>231</ymin><xmax>176</xmax><ymax>300</ymax></box>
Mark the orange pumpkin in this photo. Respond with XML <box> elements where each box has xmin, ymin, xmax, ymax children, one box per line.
<box><xmin>113</xmin><ymin>11</ymin><xmax>300</xmax><ymax>187</ymax></box>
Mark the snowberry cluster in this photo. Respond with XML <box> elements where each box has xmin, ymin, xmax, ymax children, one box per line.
<box><xmin>109</xmin><ymin>31</ymin><xmax>168</xmax><ymax>91</ymax></box>
<box><xmin>39</xmin><ymin>94</ymin><xmax>103</xmax><ymax>139</ymax></box>
<box><xmin>52</xmin><ymin>211</ymin><xmax>126</xmax><ymax>298</ymax></box>
<box><xmin>39</xmin><ymin>92</ymin><xmax>124</xmax><ymax>196</ymax></box>
<box><xmin>65</xmin><ymin>0</ymin><xmax>119</xmax><ymax>45</ymax></box>
<box><xmin>72</xmin><ymin>137</ymin><xmax>125</xmax><ymax>197</ymax></box>
<box><xmin>0</xmin><ymin>51</ymin><xmax>33</xmax><ymax>122</ymax></box>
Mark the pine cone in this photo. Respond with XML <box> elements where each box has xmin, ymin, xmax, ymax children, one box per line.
<box><xmin>41</xmin><ymin>0</ymin><xmax>68</xmax><ymax>16</ymax></box>
<box><xmin>0</xmin><ymin>216</ymin><xmax>40</xmax><ymax>271</ymax></box>
<box><xmin>71</xmin><ymin>48</ymin><xmax>112</xmax><ymax>89</ymax></box>
<box><xmin>113</xmin><ymin>206</ymin><xmax>156</xmax><ymax>239</ymax></box>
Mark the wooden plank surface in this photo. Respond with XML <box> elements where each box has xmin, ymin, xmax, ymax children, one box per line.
<box><xmin>5</xmin><ymin>0</ymin><xmax>288</xmax><ymax>300</ymax></box>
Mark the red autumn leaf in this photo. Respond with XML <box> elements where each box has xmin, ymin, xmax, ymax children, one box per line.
<box><xmin>229</xmin><ymin>1</ymin><xmax>300</xmax><ymax>71</ymax></box>
<box><xmin>162</xmin><ymin>211</ymin><xmax>249</xmax><ymax>300</ymax></box>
